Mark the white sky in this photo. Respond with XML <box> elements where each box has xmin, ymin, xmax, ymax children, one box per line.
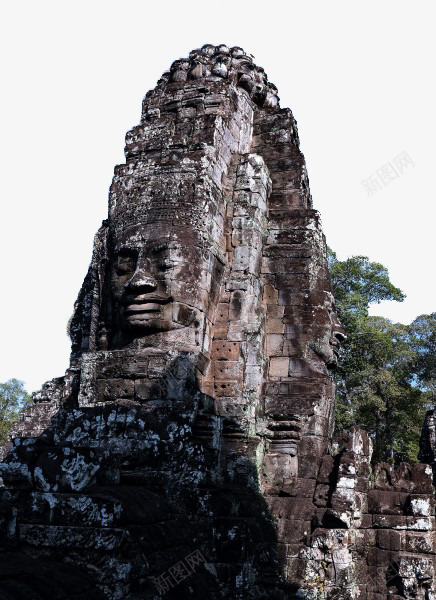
<box><xmin>1</xmin><ymin>1</ymin><xmax>434</xmax><ymax>392</ymax></box>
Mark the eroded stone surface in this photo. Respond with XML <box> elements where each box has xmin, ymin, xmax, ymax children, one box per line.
<box><xmin>0</xmin><ymin>44</ymin><xmax>434</xmax><ymax>599</ymax></box>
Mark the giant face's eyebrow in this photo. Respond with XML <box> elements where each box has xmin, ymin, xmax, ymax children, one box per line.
<box><xmin>115</xmin><ymin>246</ymin><xmax>138</xmax><ymax>257</ymax></box>
<box><xmin>113</xmin><ymin>242</ymin><xmax>182</xmax><ymax>257</ymax></box>
<box><xmin>146</xmin><ymin>242</ymin><xmax>182</xmax><ymax>254</ymax></box>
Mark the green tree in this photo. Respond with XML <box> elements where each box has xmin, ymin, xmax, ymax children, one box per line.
<box><xmin>328</xmin><ymin>250</ymin><xmax>405</xmax><ymax>326</ymax></box>
<box><xmin>0</xmin><ymin>379</ymin><xmax>32</xmax><ymax>446</ymax></box>
<box><xmin>329</xmin><ymin>249</ymin><xmax>429</xmax><ymax>463</ymax></box>
<box><xmin>408</xmin><ymin>312</ymin><xmax>436</xmax><ymax>397</ymax></box>
<box><xmin>340</xmin><ymin>316</ymin><xmax>424</xmax><ymax>462</ymax></box>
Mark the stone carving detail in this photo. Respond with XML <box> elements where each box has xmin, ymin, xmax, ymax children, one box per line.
<box><xmin>164</xmin><ymin>44</ymin><xmax>279</xmax><ymax>109</ymax></box>
<box><xmin>0</xmin><ymin>45</ymin><xmax>434</xmax><ymax>599</ymax></box>
<box><xmin>420</xmin><ymin>408</ymin><xmax>436</xmax><ymax>480</ymax></box>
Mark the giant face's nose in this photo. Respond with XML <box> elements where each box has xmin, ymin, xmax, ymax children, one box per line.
<box><xmin>330</xmin><ymin>310</ymin><xmax>347</xmax><ymax>345</ymax></box>
<box><xmin>125</xmin><ymin>266</ymin><xmax>157</xmax><ymax>293</ymax></box>
<box><xmin>333</xmin><ymin>330</ymin><xmax>347</xmax><ymax>344</ymax></box>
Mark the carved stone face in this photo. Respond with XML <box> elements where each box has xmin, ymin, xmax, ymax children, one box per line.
<box><xmin>109</xmin><ymin>225</ymin><xmax>223</xmax><ymax>344</ymax></box>
<box><xmin>310</xmin><ymin>293</ymin><xmax>347</xmax><ymax>366</ymax></box>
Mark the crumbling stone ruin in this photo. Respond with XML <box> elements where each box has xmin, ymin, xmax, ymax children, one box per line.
<box><xmin>0</xmin><ymin>45</ymin><xmax>434</xmax><ymax>599</ymax></box>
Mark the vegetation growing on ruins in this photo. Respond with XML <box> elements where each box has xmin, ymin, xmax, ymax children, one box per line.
<box><xmin>0</xmin><ymin>378</ymin><xmax>32</xmax><ymax>446</ymax></box>
<box><xmin>329</xmin><ymin>249</ymin><xmax>435</xmax><ymax>463</ymax></box>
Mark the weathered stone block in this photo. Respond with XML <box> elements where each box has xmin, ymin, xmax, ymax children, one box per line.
<box><xmin>268</xmin><ymin>357</ymin><xmax>289</xmax><ymax>377</ymax></box>
<box><xmin>368</xmin><ymin>490</ymin><xmax>409</xmax><ymax>515</ymax></box>
<box><xmin>376</xmin><ymin>529</ymin><xmax>402</xmax><ymax>551</ymax></box>
<box><xmin>404</xmin><ymin>531</ymin><xmax>434</xmax><ymax>554</ymax></box>
<box><xmin>266</xmin><ymin>334</ymin><xmax>284</xmax><ymax>356</ymax></box>
<box><xmin>19</xmin><ymin>524</ymin><xmax>126</xmax><ymax>550</ymax></box>
<box><xmin>211</xmin><ymin>341</ymin><xmax>241</xmax><ymax>361</ymax></box>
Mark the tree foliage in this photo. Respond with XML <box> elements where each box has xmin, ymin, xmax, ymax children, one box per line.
<box><xmin>408</xmin><ymin>312</ymin><xmax>436</xmax><ymax>395</ymax></box>
<box><xmin>329</xmin><ymin>249</ymin><xmax>432</xmax><ymax>463</ymax></box>
<box><xmin>0</xmin><ymin>379</ymin><xmax>32</xmax><ymax>446</ymax></box>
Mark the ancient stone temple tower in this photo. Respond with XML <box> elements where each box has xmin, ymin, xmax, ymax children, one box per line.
<box><xmin>0</xmin><ymin>45</ymin><xmax>434</xmax><ymax>599</ymax></box>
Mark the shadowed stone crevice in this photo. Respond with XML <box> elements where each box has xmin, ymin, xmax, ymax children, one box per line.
<box><xmin>0</xmin><ymin>552</ymin><xmax>105</xmax><ymax>599</ymax></box>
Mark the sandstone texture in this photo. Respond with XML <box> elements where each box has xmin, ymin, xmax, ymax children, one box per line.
<box><xmin>0</xmin><ymin>45</ymin><xmax>434</xmax><ymax>599</ymax></box>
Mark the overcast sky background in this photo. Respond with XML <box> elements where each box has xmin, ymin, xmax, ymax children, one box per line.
<box><xmin>1</xmin><ymin>0</ymin><xmax>434</xmax><ymax>393</ymax></box>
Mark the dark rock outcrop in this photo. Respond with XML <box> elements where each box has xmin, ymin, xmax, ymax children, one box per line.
<box><xmin>0</xmin><ymin>44</ymin><xmax>434</xmax><ymax>599</ymax></box>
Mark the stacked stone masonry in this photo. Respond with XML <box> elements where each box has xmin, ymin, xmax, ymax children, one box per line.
<box><xmin>0</xmin><ymin>45</ymin><xmax>434</xmax><ymax>599</ymax></box>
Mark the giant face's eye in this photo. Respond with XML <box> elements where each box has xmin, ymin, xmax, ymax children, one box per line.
<box><xmin>115</xmin><ymin>252</ymin><xmax>137</xmax><ymax>276</ymax></box>
<box><xmin>157</xmin><ymin>258</ymin><xmax>177</xmax><ymax>271</ymax></box>
<box><xmin>148</xmin><ymin>244</ymin><xmax>182</xmax><ymax>272</ymax></box>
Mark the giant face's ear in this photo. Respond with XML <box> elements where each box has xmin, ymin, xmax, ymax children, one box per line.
<box><xmin>70</xmin><ymin>222</ymin><xmax>110</xmax><ymax>360</ymax></box>
<box><xmin>97</xmin><ymin>259</ymin><xmax>113</xmax><ymax>351</ymax></box>
<box><xmin>209</xmin><ymin>254</ymin><xmax>226</xmax><ymax>307</ymax></box>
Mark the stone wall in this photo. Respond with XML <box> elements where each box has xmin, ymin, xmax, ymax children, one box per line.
<box><xmin>0</xmin><ymin>45</ymin><xmax>434</xmax><ymax>599</ymax></box>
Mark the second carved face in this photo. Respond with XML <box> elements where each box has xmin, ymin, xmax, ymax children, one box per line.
<box><xmin>309</xmin><ymin>293</ymin><xmax>347</xmax><ymax>366</ymax></box>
